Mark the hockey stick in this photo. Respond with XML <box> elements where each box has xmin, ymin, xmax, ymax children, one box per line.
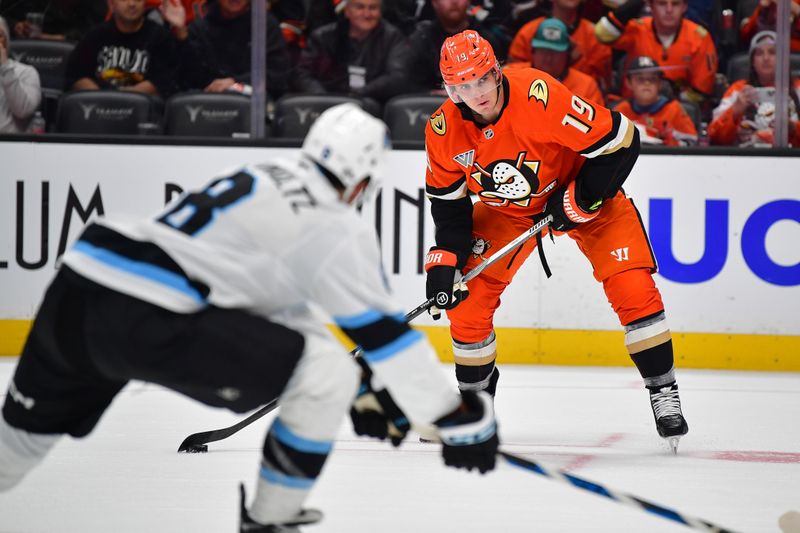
<box><xmin>177</xmin><ymin>216</ymin><xmax>553</xmax><ymax>452</ymax></box>
<box><xmin>500</xmin><ymin>451</ymin><xmax>740</xmax><ymax>532</ymax></box>
<box><xmin>178</xmin><ymin>398</ymin><xmax>279</xmax><ymax>452</ymax></box>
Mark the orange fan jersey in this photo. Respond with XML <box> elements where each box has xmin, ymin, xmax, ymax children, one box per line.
<box><xmin>598</xmin><ymin>16</ymin><xmax>718</xmax><ymax>98</ymax></box>
<box><xmin>508</xmin><ymin>17</ymin><xmax>612</xmax><ymax>87</ymax></box>
<box><xmin>424</xmin><ymin>67</ymin><xmax>630</xmax><ymax>219</ymax></box>
<box><xmin>504</xmin><ymin>63</ymin><xmax>604</xmax><ymax>105</ymax></box>
<box><xmin>739</xmin><ymin>2</ymin><xmax>800</xmax><ymax>53</ymax></box>
<box><xmin>614</xmin><ymin>98</ymin><xmax>697</xmax><ymax>146</ymax></box>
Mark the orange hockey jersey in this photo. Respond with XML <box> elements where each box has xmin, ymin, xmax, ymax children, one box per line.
<box><xmin>424</xmin><ymin>67</ymin><xmax>632</xmax><ymax>218</ymax></box>
<box><xmin>614</xmin><ymin>98</ymin><xmax>697</xmax><ymax>145</ymax></box>
<box><xmin>596</xmin><ymin>16</ymin><xmax>718</xmax><ymax>98</ymax></box>
<box><xmin>508</xmin><ymin>17</ymin><xmax>612</xmax><ymax>88</ymax></box>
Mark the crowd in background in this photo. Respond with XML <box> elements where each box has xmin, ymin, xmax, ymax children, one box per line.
<box><xmin>0</xmin><ymin>0</ymin><xmax>799</xmax><ymax>147</ymax></box>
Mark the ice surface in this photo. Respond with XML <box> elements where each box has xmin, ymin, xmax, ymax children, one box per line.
<box><xmin>0</xmin><ymin>361</ymin><xmax>798</xmax><ymax>533</ymax></box>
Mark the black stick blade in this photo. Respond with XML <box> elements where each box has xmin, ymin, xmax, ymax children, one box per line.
<box><xmin>177</xmin><ymin>399</ymin><xmax>279</xmax><ymax>452</ymax></box>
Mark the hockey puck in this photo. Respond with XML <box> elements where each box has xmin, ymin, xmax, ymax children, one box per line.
<box><xmin>186</xmin><ymin>444</ymin><xmax>208</xmax><ymax>453</ymax></box>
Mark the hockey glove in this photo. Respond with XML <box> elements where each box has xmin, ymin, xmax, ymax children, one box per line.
<box><xmin>544</xmin><ymin>180</ymin><xmax>603</xmax><ymax>232</ymax></box>
<box><xmin>435</xmin><ymin>391</ymin><xmax>498</xmax><ymax>474</ymax></box>
<box><xmin>350</xmin><ymin>359</ymin><xmax>410</xmax><ymax>447</ymax></box>
<box><xmin>424</xmin><ymin>247</ymin><xmax>468</xmax><ymax>320</ymax></box>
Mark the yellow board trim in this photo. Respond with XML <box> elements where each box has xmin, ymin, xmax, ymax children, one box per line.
<box><xmin>3</xmin><ymin>321</ymin><xmax>798</xmax><ymax>372</ymax></box>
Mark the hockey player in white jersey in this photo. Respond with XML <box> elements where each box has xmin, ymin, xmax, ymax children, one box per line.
<box><xmin>0</xmin><ymin>104</ymin><xmax>499</xmax><ymax>532</ymax></box>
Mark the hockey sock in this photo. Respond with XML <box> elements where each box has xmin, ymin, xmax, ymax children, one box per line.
<box><xmin>625</xmin><ymin>311</ymin><xmax>676</xmax><ymax>389</ymax></box>
<box><xmin>249</xmin><ymin>417</ymin><xmax>332</xmax><ymax>525</ymax></box>
<box><xmin>0</xmin><ymin>415</ymin><xmax>60</xmax><ymax>491</ymax></box>
<box><xmin>453</xmin><ymin>332</ymin><xmax>499</xmax><ymax>395</ymax></box>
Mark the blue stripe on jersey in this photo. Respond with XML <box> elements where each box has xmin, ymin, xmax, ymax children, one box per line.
<box><xmin>271</xmin><ymin>418</ymin><xmax>333</xmax><ymax>455</ymax></box>
<box><xmin>334</xmin><ymin>309</ymin><xmax>385</xmax><ymax>329</ymax></box>
<box><xmin>259</xmin><ymin>465</ymin><xmax>315</xmax><ymax>489</ymax></box>
<box><xmin>362</xmin><ymin>329</ymin><xmax>424</xmax><ymax>364</ymax></box>
<box><xmin>72</xmin><ymin>241</ymin><xmax>207</xmax><ymax>304</ymax></box>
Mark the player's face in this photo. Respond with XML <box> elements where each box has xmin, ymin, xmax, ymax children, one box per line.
<box><xmin>532</xmin><ymin>48</ymin><xmax>569</xmax><ymax>78</ymax></box>
<box><xmin>630</xmin><ymin>73</ymin><xmax>661</xmax><ymax>105</ymax></box>
<box><xmin>649</xmin><ymin>0</ymin><xmax>687</xmax><ymax>33</ymax></box>
<box><xmin>446</xmin><ymin>69</ymin><xmax>502</xmax><ymax>117</ymax></box>
<box><xmin>346</xmin><ymin>0</ymin><xmax>381</xmax><ymax>35</ymax></box>
<box><xmin>752</xmin><ymin>45</ymin><xmax>776</xmax><ymax>85</ymax></box>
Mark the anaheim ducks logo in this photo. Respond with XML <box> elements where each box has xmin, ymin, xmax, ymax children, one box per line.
<box><xmin>470</xmin><ymin>151</ymin><xmax>557</xmax><ymax>208</ymax></box>
<box><xmin>471</xmin><ymin>237</ymin><xmax>491</xmax><ymax>259</ymax></box>
<box><xmin>430</xmin><ymin>111</ymin><xmax>446</xmax><ymax>136</ymax></box>
<box><xmin>528</xmin><ymin>79</ymin><xmax>549</xmax><ymax>109</ymax></box>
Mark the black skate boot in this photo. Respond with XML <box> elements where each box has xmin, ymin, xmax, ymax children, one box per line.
<box><xmin>648</xmin><ymin>383</ymin><xmax>689</xmax><ymax>454</ymax></box>
<box><xmin>239</xmin><ymin>484</ymin><xmax>322</xmax><ymax>533</ymax></box>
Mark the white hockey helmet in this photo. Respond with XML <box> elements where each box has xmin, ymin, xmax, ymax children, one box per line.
<box><xmin>301</xmin><ymin>103</ymin><xmax>390</xmax><ymax>206</ymax></box>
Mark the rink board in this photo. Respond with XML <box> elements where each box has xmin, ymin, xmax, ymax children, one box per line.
<box><xmin>0</xmin><ymin>142</ymin><xmax>798</xmax><ymax>370</ymax></box>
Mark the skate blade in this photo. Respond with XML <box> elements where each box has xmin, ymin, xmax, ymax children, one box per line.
<box><xmin>667</xmin><ymin>436</ymin><xmax>681</xmax><ymax>455</ymax></box>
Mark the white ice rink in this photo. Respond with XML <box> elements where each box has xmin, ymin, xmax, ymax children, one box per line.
<box><xmin>1</xmin><ymin>359</ymin><xmax>798</xmax><ymax>533</ymax></box>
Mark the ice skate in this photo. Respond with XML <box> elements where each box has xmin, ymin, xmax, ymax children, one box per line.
<box><xmin>649</xmin><ymin>384</ymin><xmax>688</xmax><ymax>454</ymax></box>
<box><xmin>239</xmin><ymin>484</ymin><xmax>322</xmax><ymax>533</ymax></box>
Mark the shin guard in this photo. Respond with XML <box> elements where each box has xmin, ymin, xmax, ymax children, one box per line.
<box><xmin>453</xmin><ymin>332</ymin><xmax>499</xmax><ymax>396</ymax></box>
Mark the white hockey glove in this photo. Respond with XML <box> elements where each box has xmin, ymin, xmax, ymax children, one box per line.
<box><xmin>434</xmin><ymin>391</ymin><xmax>498</xmax><ymax>474</ymax></box>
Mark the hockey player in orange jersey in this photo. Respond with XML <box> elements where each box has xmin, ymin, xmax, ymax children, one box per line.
<box><xmin>423</xmin><ymin>29</ymin><xmax>688</xmax><ymax>451</ymax></box>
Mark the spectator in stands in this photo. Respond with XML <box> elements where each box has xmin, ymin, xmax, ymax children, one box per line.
<box><xmin>63</xmin><ymin>0</ymin><xmax>175</xmax><ymax>96</ymax></box>
<box><xmin>739</xmin><ymin>0</ymin><xmax>800</xmax><ymax>53</ymax></box>
<box><xmin>304</xmin><ymin>0</ymin><xmax>345</xmax><ymax>35</ymax></box>
<box><xmin>269</xmin><ymin>0</ymin><xmax>307</xmax><ymax>62</ymax></box>
<box><xmin>404</xmin><ymin>0</ymin><xmax>509</xmax><ymax>94</ymax></box>
<box><xmin>506</xmin><ymin>18</ymin><xmax>604</xmax><ymax>103</ymax></box>
<box><xmin>0</xmin><ymin>15</ymin><xmax>42</xmax><ymax>133</ymax></box>
<box><xmin>595</xmin><ymin>0</ymin><xmax>718</xmax><ymax>106</ymax></box>
<box><xmin>709</xmin><ymin>31</ymin><xmax>800</xmax><ymax>147</ymax></box>
<box><xmin>167</xmin><ymin>0</ymin><xmax>289</xmax><ymax>100</ymax></box>
<box><xmin>508</xmin><ymin>0</ymin><xmax>611</xmax><ymax>90</ymax></box>
<box><xmin>1</xmin><ymin>0</ymin><xmax>107</xmax><ymax>42</ymax></box>
<box><xmin>292</xmin><ymin>0</ymin><xmax>408</xmax><ymax>104</ymax></box>
<box><xmin>130</xmin><ymin>0</ymin><xmax>207</xmax><ymax>26</ymax></box>
<box><xmin>614</xmin><ymin>55</ymin><xmax>698</xmax><ymax>145</ymax></box>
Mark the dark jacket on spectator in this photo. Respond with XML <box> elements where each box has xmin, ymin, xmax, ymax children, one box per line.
<box><xmin>292</xmin><ymin>18</ymin><xmax>409</xmax><ymax>104</ymax></box>
<box><xmin>404</xmin><ymin>18</ymin><xmax>508</xmax><ymax>94</ymax></box>
<box><xmin>178</xmin><ymin>5</ymin><xmax>289</xmax><ymax>100</ymax></box>
<box><xmin>64</xmin><ymin>19</ymin><xmax>176</xmax><ymax>95</ymax></box>
<box><xmin>0</xmin><ymin>0</ymin><xmax>107</xmax><ymax>42</ymax></box>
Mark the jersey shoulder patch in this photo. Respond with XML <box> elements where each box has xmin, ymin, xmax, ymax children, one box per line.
<box><xmin>528</xmin><ymin>78</ymin><xmax>550</xmax><ymax>110</ymax></box>
<box><xmin>429</xmin><ymin>110</ymin><xmax>447</xmax><ymax>136</ymax></box>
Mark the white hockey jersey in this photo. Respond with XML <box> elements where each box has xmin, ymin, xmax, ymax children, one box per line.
<box><xmin>61</xmin><ymin>157</ymin><xmax>460</xmax><ymax>425</ymax></box>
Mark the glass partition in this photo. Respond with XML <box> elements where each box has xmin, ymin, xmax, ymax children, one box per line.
<box><xmin>0</xmin><ymin>0</ymin><xmax>797</xmax><ymax>149</ymax></box>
